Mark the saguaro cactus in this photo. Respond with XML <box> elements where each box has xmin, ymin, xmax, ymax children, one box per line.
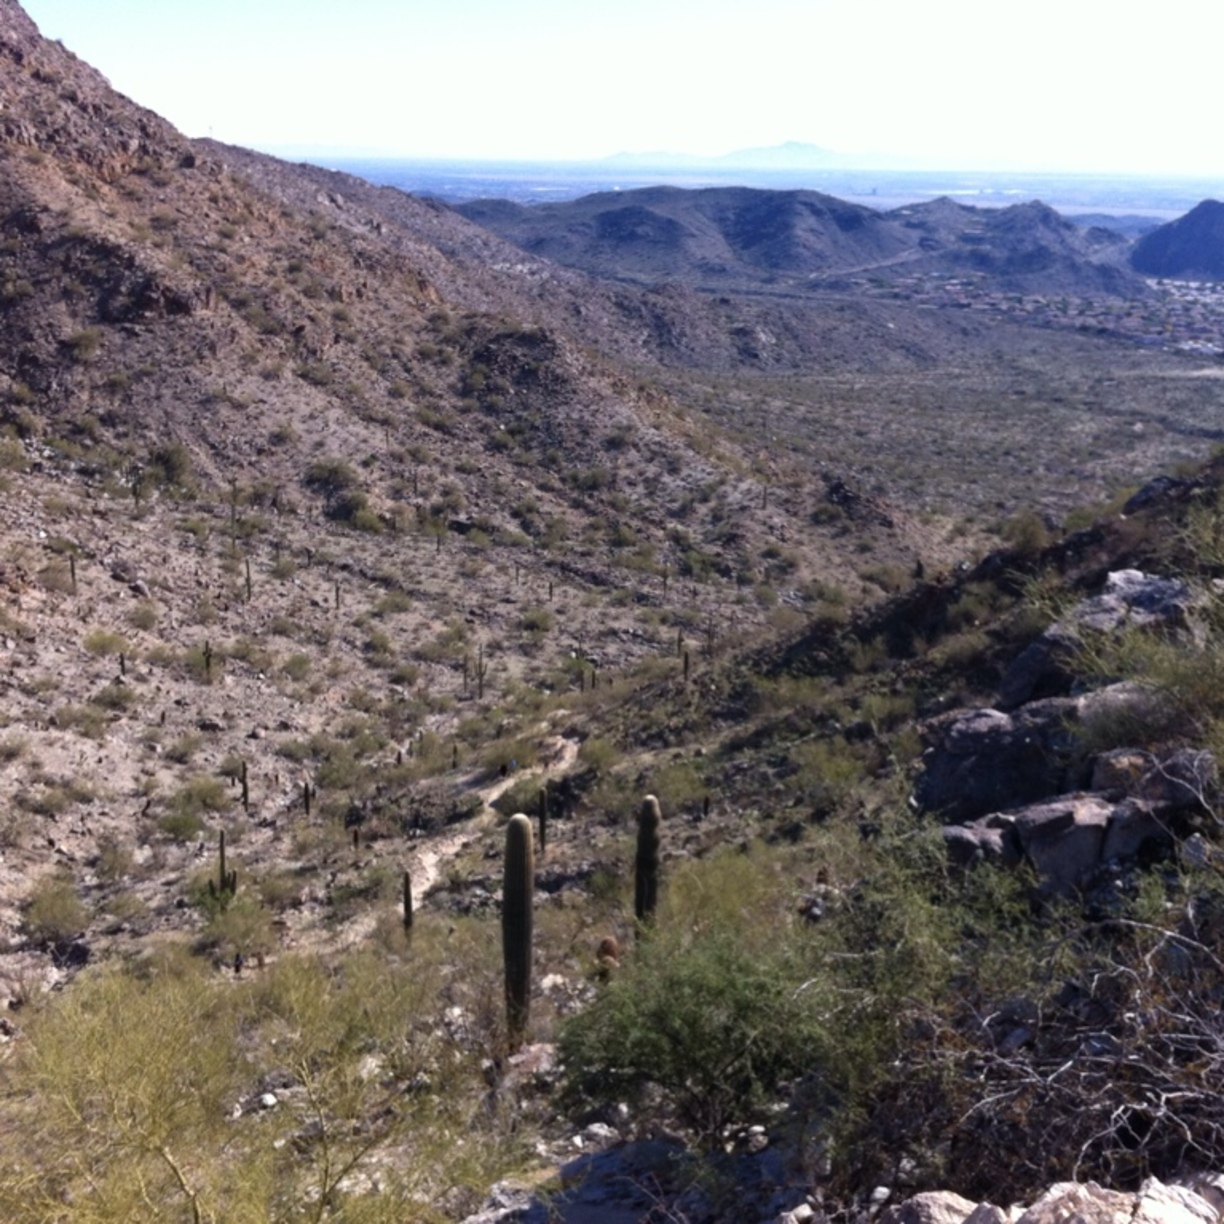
<box><xmin>402</xmin><ymin>869</ymin><xmax>414</xmax><ymax>935</ymax></box>
<box><xmin>207</xmin><ymin>828</ymin><xmax>237</xmax><ymax>905</ymax></box>
<box><xmin>502</xmin><ymin>814</ymin><xmax>535</xmax><ymax>1050</ymax></box>
<box><xmin>635</xmin><ymin>794</ymin><xmax>662</xmax><ymax>929</ymax></box>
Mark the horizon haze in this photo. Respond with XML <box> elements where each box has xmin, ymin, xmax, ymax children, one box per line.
<box><xmin>17</xmin><ymin>0</ymin><xmax>1224</xmax><ymax>177</ymax></box>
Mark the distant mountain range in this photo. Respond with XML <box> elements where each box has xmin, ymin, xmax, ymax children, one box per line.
<box><xmin>457</xmin><ymin>186</ymin><xmax>1142</xmax><ymax>297</ymax></box>
<box><xmin>599</xmin><ymin>140</ymin><xmax>928</xmax><ymax>172</ymax></box>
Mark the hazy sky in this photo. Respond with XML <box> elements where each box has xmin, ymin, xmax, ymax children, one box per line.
<box><xmin>18</xmin><ymin>0</ymin><xmax>1224</xmax><ymax>174</ymax></box>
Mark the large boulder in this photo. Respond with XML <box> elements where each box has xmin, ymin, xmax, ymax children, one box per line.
<box><xmin>1014</xmin><ymin>1182</ymin><xmax>1138</xmax><ymax>1224</ymax></box>
<box><xmin>1012</xmin><ymin>796</ymin><xmax>1114</xmax><ymax>890</ymax></box>
<box><xmin>915</xmin><ymin>698</ymin><xmax>1083</xmax><ymax>822</ymax></box>
<box><xmin>880</xmin><ymin>1191</ymin><xmax>982</xmax><ymax>1224</ymax></box>
<box><xmin>944</xmin><ymin>793</ymin><xmax>1181</xmax><ymax>891</ymax></box>
<box><xmin>942</xmin><ymin>813</ymin><xmax>1023</xmax><ymax>868</ymax></box>
<box><xmin>878</xmin><ymin>1180</ymin><xmax>1219</xmax><ymax>1224</ymax></box>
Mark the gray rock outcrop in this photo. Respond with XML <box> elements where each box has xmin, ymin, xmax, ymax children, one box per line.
<box><xmin>998</xmin><ymin>570</ymin><xmax>1202</xmax><ymax>710</ymax></box>
<box><xmin>920</xmin><ymin>571</ymin><xmax>1216</xmax><ymax>892</ymax></box>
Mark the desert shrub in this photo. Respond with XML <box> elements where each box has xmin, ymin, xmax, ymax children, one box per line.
<box><xmin>0</xmin><ymin>736</ymin><xmax>26</xmax><ymax>763</ymax></box>
<box><xmin>127</xmin><ymin>601</ymin><xmax>158</xmax><ymax>631</ymax></box>
<box><xmin>295</xmin><ymin>360</ymin><xmax>333</xmax><ymax>387</ymax></box>
<box><xmin>859</xmin><ymin>563</ymin><xmax>909</xmax><ymax>595</ymax></box>
<box><xmin>24</xmin><ymin>875</ymin><xmax>87</xmax><ymax>944</ymax></box>
<box><xmin>171</xmin><ymin>775</ymin><xmax>229</xmax><ymax>817</ymax></box>
<box><xmin>931</xmin><ymin>626</ymin><xmax>992</xmax><ymax>670</ymax></box>
<box><xmin>645</xmin><ymin>760</ymin><xmax>705</xmax><ymax>815</ymax></box>
<box><xmin>417</xmin><ymin>620</ymin><xmax>468</xmax><ymax>662</ymax></box>
<box><xmin>83</xmin><ymin>629</ymin><xmax>128</xmax><ymax>656</ymax></box>
<box><xmin>257</xmin><ymin>870</ymin><xmax>304</xmax><ymax>911</ymax></box>
<box><xmin>281</xmin><ymin>653</ymin><xmax>311</xmax><ymax>682</ymax></box>
<box><xmin>364</xmin><ymin>629</ymin><xmax>395</xmax><ymax>665</ymax></box>
<box><xmin>303</xmin><ymin>456</ymin><xmax>358</xmax><ymax>497</ymax></box>
<box><xmin>164</xmin><ymin>732</ymin><xmax>203</xmax><ymax>764</ymax></box>
<box><xmin>54</xmin><ymin>703</ymin><xmax>108</xmax><ymax>740</ymax></box>
<box><xmin>36</xmin><ymin>562</ymin><xmax>74</xmax><ymax>594</ymax></box>
<box><xmin>159</xmin><ymin>811</ymin><xmax>205</xmax><ymax>842</ymax></box>
<box><xmin>518</xmin><ymin>606</ymin><xmax>554</xmax><ymax>636</ymax></box>
<box><xmin>479</xmin><ymin>737</ymin><xmax>537</xmax><ymax>780</ymax></box>
<box><xmin>1000</xmin><ymin>507</ymin><xmax>1052</xmax><ymax>556</ymax></box>
<box><xmin>95</xmin><ymin>836</ymin><xmax>133</xmax><ymax>882</ymax></box>
<box><xmin>17</xmin><ymin>785</ymin><xmax>81</xmax><ymax>817</ymax></box>
<box><xmin>490</xmin><ymin>775</ymin><xmax>543</xmax><ymax>819</ymax></box>
<box><xmin>89</xmin><ymin>681</ymin><xmax>137</xmax><ymax>711</ymax></box>
<box><xmin>194</xmin><ymin>893</ymin><xmax>274</xmax><ymax>961</ymax></box>
<box><xmin>147</xmin><ymin>442</ymin><xmax>193</xmax><ymax>489</ymax></box>
<box><xmin>183</xmin><ymin>643</ymin><xmax>223</xmax><ymax>683</ymax></box>
<box><xmin>830</xmin><ymin>861</ymin><xmax>1224</xmax><ymax>1203</ymax></box>
<box><xmin>1070</xmin><ymin>604</ymin><xmax>1224</xmax><ymax>752</ymax></box>
<box><xmin>65</xmin><ymin>328</ymin><xmax>101</xmax><ymax>362</ymax></box>
<box><xmin>389</xmin><ymin>662</ymin><xmax>420</xmax><ymax>687</ymax></box>
<box><xmin>375</xmin><ymin>590</ymin><xmax>413</xmax><ymax>616</ymax></box>
<box><xmin>561</xmin><ymin>919</ymin><xmax>829</xmax><ymax>1146</ymax></box>
<box><xmin>577</xmin><ymin>736</ymin><xmax>620</xmax><ymax>774</ymax></box>
<box><xmin>329</xmin><ymin>489</ymin><xmax>384</xmax><ymax>532</ymax></box>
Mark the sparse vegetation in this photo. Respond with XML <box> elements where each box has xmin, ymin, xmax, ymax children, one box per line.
<box><xmin>11</xmin><ymin>33</ymin><xmax>1224</xmax><ymax>1221</ymax></box>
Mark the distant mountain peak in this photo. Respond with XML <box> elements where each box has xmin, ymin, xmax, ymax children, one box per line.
<box><xmin>1131</xmin><ymin>199</ymin><xmax>1224</xmax><ymax>279</ymax></box>
<box><xmin>715</xmin><ymin>142</ymin><xmax>843</xmax><ymax>169</ymax></box>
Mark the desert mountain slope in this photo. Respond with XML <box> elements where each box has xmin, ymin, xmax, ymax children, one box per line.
<box><xmin>0</xmin><ymin>0</ymin><xmax>788</xmax><ymax>561</ymax></box>
<box><xmin>0</xmin><ymin>0</ymin><xmax>955</xmax><ymax>695</ymax></box>
<box><xmin>1131</xmin><ymin>198</ymin><xmax>1224</xmax><ymax>279</ymax></box>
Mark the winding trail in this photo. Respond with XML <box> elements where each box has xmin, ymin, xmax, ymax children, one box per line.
<box><xmin>411</xmin><ymin>734</ymin><xmax>580</xmax><ymax>899</ymax></box>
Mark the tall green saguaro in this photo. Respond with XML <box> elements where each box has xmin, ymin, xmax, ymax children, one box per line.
<box><xmin>502</xmin><ymin>814</ymin><xmax>535</xmax><ymax>1051</ymax></box>
<box><xmin>635</xmin><ymin>794</ymin><xmax>662</xmax><ymax>931</ymax></box>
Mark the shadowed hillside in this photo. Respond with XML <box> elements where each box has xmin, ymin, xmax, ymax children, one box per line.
<box><xmin>1131</xmin><ymin>198</ymin><xmax>1224</xmax><ymax>279</ymax></box>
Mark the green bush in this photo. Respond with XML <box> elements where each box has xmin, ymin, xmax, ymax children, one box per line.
<box><xmin>561</xmin><ymin>925</ymin><xmax>828</xmax><ymax>1145</ymax></box>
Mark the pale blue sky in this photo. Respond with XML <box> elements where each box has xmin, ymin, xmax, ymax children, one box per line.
<box><xmin>18</xmin><ymin>0</ymin><xmax>1224</xmax><ymax>173</ymax></box>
